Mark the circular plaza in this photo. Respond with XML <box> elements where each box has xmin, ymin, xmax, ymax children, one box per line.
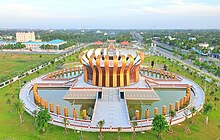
<box><xmin>19</xmin><ymin>45</ymin><xmax>205</xmax><ymax>132</ymax></box>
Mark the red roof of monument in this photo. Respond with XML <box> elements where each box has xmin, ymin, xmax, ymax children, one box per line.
<box><xmin>121</xmin><ymin>40</ymin><xmax>129</xmax><ymax>46</ymax></box>
<box><xmin>94</xmin><ymin>40</ymin><xmax>103</xmax><ymax>45</ymax></box>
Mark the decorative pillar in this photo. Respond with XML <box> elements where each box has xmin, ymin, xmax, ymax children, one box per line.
<box><xmin>78</xmin><ymin>66</ymin><xmax>80</xmax><ymax>73</ymax></box>
<box><xmin>73</xmin><ymin>108</ymin><xmax>77</xmax><ymax>119</ymax></box>
<box><xmin>151</xmin><ymin>69</ymin><xmax>154</xmax><ymax>76</ymax></box>
<box><xmin>74</xmin><ymin>67</ymin><xmax>76</xmax><ymax>75</ymax></box>
<box><xmin>64</xmin><ymin>107</ymin><xmax>68</xmax><ymax>117</ymax></box>
<box><xmin>83</xmin><ymin>109</ymin><xmax>86</xmax><ymax>120</ymax></box>
<box><xmin>147</xmin><ymin>67</ymin><xmax>150</xmax><ymax>76</ymax></box>
<box><xmin>135</xmin><ymin>110</ymin><xmax>140</xmax><ymax>120</ymax></box>
<box><xmin>113</xmin><ymin>55</ymin><xmax>118</xmax><ymax>87</ymax></box>
<box><xmin>53</xmin><ymin>72</ymin><xmax>56</xmax><ymax>78</ymax></box>
<box><xmin>120</xmin><ymin>55</ymin><xmax>126</xmax><ymax>86</ymax></box>
<box><xmin>56</xmin><ymin>105</ymin><xmax>60</xmax><ymax>115</ymax></box>
<box><xmin>145</xmin><ymin>109</ymin><xmax>150</xmax><ymax>119</ymax></box>
<box><xmin>58</xmin><ymin>70</ymin><xmax>61</xmax><ymax>77</ymax></box>
<box><xmin>164</xmin><ymin>71</ymin><xmax>167</xmax><ymax>78</ymax></box>
<box><xmin>156</xmin><ymin>69</ymin><xmax>159</xmax><ymax>74</ymax></box>
<box><xmin>173</xmin><ymin>74</ymin><xmax>176</xmax><ymax>79</ymax></box>
<box><xmin>50</xmin><ymin>103</ymin><xmax>54</xmax><ymax>113</ymax></box>
<box><xmin>169</xmin><ymin>103</ymin><xmax>173</xmax><ymax>113</ymax></box>
<box><xmin>154</xmin><ymin>107</ymin><xmax>158</xmax><ymax>116</ymax></box>
<box><xmin>82</xmin><ymin>66</ymin><xmax>88</xmax><ymax>82</ymax></box>
<box><xmin>134</xmin><ymin>52</ymin><xmax>144</xmax><ymax>82</ymax></box>
<box><xmin>186</xmin><ymin>88</ymin><xmax>191</xmax><ymax>93</ymax></box>
<box><xmin>33</xmin><ymin>84</ymin><xmax>38</xmax><ymax>91</ymax></box>
<box><xmin>126</xmin><ymin>54</ymin><xmax>134</xmax><ymax>86</ymax></box>
<box><xmin>183</xmin><ymin>96</ymin><xmax>187</xmax><ymax>105</ymax></box>
<box><xmin>62</xmin><ymin>69</ymin><xmax>64</xmax><ymax>76</ymax></box>
<box><xmin>186</xmin><ymin>91</ymin><xmax>190</xmax><ymax>102</ymax></box>
<box><xmin>96</xmin><ymin>55</ymin><xmax>103</xmax><ymax>86</ymax></box>
<box><xmin>89</xmin><ymin>54</ymin><xmax>97</xmax><ymax>86</ymax></box>
<box><xmin>160</xmin><ymin>70</ymin><xmax>163</xmax><ymax>75</ymax></box>
<box><xmin>34</xmin><ymin>94</ymin><xmax>38</xmax><ymax>103</ymax></box>
<box><xmin>44</xmin><ymin>100</ymin><xmax>48</xmax><ymax>109</ymax></box>
<box><xmin>162</xmin><ymin>105</ymin><xmax>166</xmax><ymax>115</ymax></box>
<box><xmin>175</xmin><ymin>101</ymin><xmax>179</xmax><ymax>111</ymax></box>
<box><xmin>186</xmin><ymin>84</ymin><xmax>190</xmax><ymax>88</ymax></box>
<box><xmin>180</xmin><ymin>99</ymin><xmax>183</xmax><ymax>108</ymax></box>
<box><xmin>104</xmin><ymin>55</ymin><xmax>110</xmax><ymax>87</ymax></box>
<box><xmin>65</xmin><ymin>68</ymin><xmax>69</xmax><ymax>74</ymax></box>
<box><xmin>40</xmin><ymin>98</ymin><xmax>44</xmax><ymax>107</ymax></box>
<box><xmin>168</xmin><ymin>72</ymin><xmax>171</xmax><ymax>78</ymax></box>
<box><xmin>37</xmin><ymin>95</ymin><xmax>41</xmax><ymax>105</ymax></box>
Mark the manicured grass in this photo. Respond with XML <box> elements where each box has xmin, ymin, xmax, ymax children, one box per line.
<box><xmin>0</xmin><ymin>53</ymin><xmax>219</xmax><ymax>140</ymax></box>
<box><xmin>0</xmin><ymin>54</ymin><xmax>59</xmax><ymax>83</ymax></box>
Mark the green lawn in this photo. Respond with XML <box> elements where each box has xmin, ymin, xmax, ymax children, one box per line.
<box><xmin>0</xmin><ymin>53</ymin><xmax>219</xmax><ymax>140</ymax></box>
<box><xmin>0</xmin><ymin>54</ymin><xmax>59</xmax><ymax>83</ymax></box>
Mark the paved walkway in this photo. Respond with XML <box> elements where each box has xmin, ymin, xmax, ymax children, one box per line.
<box><xmin>91</xmin><ymin>88</ymin><xmax>130</xmax><ymax>127</ymax></box>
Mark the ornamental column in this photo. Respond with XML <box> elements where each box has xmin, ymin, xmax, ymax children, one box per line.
<box><xmin>113</xmin><ymin>55</ymin><xmax>118</xmax><ymax>87</ymax></box>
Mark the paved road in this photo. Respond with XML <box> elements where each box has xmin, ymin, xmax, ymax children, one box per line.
<box><xmin>132</xmin><ymin>33</ymin><xmax>219</xmax><ymax>81</ymax></box>
<box><xmin>153</xmin><ymin>40</ymin><xmax>220</xmax><ymax>67</ymax></box>
<box><xmin>156</xmin><ymin>46</ymin><xmax>220</xmax><ymax>81</ymax></box>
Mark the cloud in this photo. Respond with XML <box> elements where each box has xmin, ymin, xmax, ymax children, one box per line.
<box><xmin>125</xmin><ymin>0</ymin><xmax>220</xmax><ymax>16</ymax></box>
<box><xmin>0</xmin><ymin>3</ymin><xmax>84</xmax><ymax>19</ymax></box>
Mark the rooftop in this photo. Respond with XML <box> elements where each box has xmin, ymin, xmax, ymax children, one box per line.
<box><xmin>48</xmin><ymin>39</ymin><xmax>65</xmax><ymax>44</ymax></box>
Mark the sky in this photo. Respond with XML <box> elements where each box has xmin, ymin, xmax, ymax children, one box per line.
<box><xmin>0</xmin><ymin>0</ymin><xmax>220</xmax><ymax>29</ymax></box>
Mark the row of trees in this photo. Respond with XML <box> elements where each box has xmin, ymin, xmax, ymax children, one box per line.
<box><xmin>1</xmin><ymin>43</ymin><xmax>26</xmax><ymax>50</ymax></box>
<box><xmin>193</xmin><ymin>60</ymin><xmax>220</xmax><ymax>76</ymax></box>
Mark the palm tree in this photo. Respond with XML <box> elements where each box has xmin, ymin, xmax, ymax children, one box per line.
<box><xmin>184</xmin><ymin>110</ymin><xmax>188</xmax><ymax>121</ymax></box>
<box><xmin>63</xmin><ymin>118</ymin><xmax>68</xmax><ymax>134</ymax></box>
<box><xmin>97</xmin><ymin>120</ymin><xmax>105</xmax><ymax>140</ymax></box>
<box><xmin>13</xmin><ymin>99</ymin><xmax>25</xmax><ymax>124</ymax></box>
<box><xmin>117</xmin><ymin>127</ymin><xmax>122</xmax><ymax>140</ymax></box>
<box><xmin>169</xmin><ymin>110</ymin><xmax>176</xmax><ymax>133</ymax></box>
<box><xmin>36</xmin><ymin>108</ymin><xmax>51</xmax><ymax>133</ymax></box>
<box><xmin>190</xmin><ymin>107</ymin><xmax>196</xmax><ymax>124</ymax></box>
<box><xmin>183</xmin><ymin>110</ymin><xmax>191</xmax><ymax>133</ymax></box>
<box><xmin>214</xmin><ymin>96</ymin><xmax>219</xmax><ymax>111</ymax></box>
<box><xmin>203</xmin><ymin>103</ymin><xmax>213</xmax><ymax>125</ymax></box>
<box><xmin>131</xmin><ymin>121</ymin><xmax>137</xmax><ymax>139</ymax></box>
<box><xmin>169</xmin><ymin>110</ymin><xmax>176</xmax><ymax>125</ymax></box>
<box><xmin>6</xmin><ymin>96</ymin><xmax>13</xmax><ymax>112</ymax></box>
<box><xmin>32</xmin><ymin>110</ymin><xmax>38</xmax><ymax>126</ymax></box>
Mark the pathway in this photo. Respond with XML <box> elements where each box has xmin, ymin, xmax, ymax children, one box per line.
<box><xmin>91</xmin><ymin>88</ymin><xmax>130</xmax><ymax>127</ymax></box>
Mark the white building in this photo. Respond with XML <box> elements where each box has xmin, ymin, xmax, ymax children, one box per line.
<box><xmin>198</xmin><ymin>43</ymin><xmax>209</xmax><ymax>49</ymax></box>
<box><xmin>168</xmin><ymin>36</ymin><xmax>176</xmax><ymax>40</ymax></box>
<box><xmin>96</xmin><ymin>30</ymin><xmax>102</xmax><ymax>34</ymax></box>
<box><xmin>189</xmin><ymin>37</ymin><xmax>196</xmax><ymax>41</ymax></box>
<box><xmin>16</xmin><ymin>32</ymin><xmax>35</xmax><ymax>43</ymax></box>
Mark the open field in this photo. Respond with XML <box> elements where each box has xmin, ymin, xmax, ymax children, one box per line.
<box><xmin>0</xmin><ymin>54</ymin><xmax>59</xmax><ymax>83</ymax></box>
<box><xmin>0</xmin><ymin>53</ymin><xmax>219</xmax><ymax>140</ymax></box>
